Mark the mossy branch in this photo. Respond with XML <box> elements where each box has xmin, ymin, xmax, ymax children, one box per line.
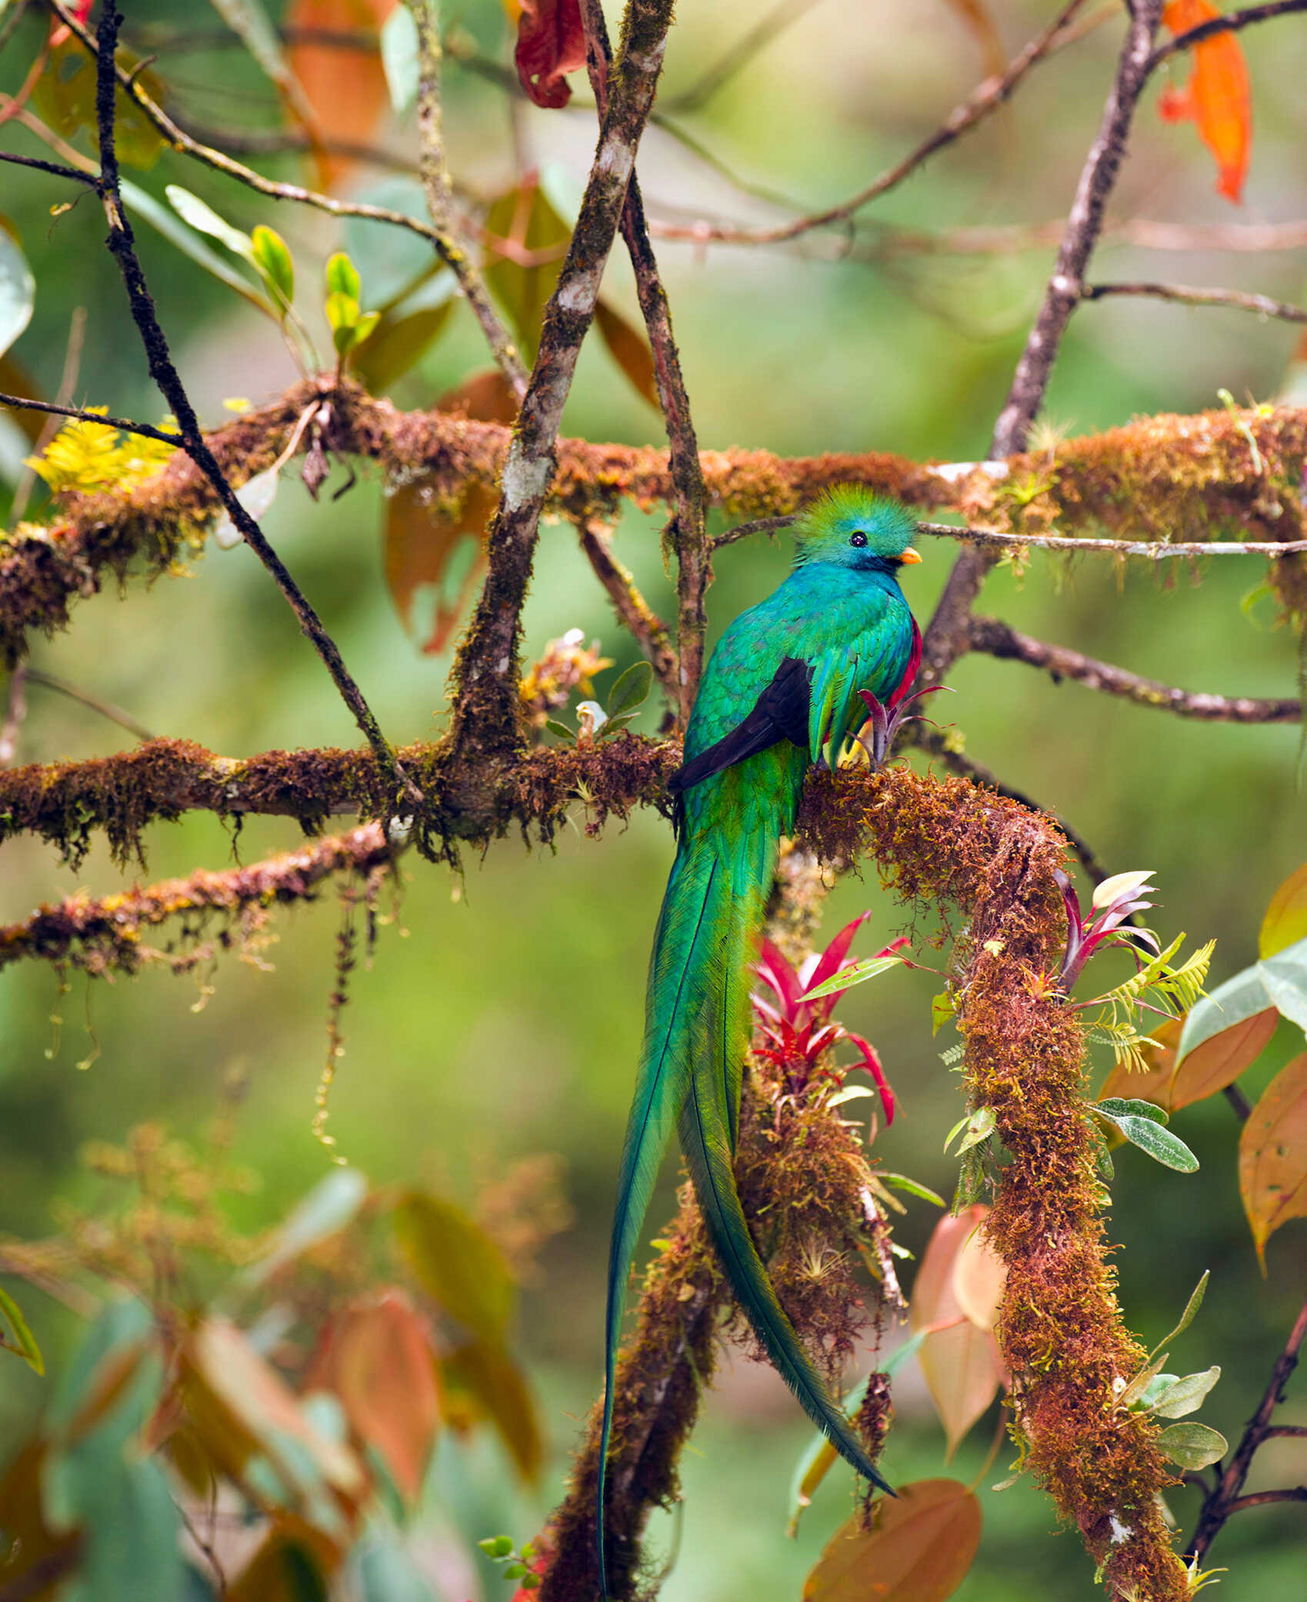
<box><xmin>799</xmin><ymin>766</ymin><xmax>1190</xmax><ymax>1601</ymax></box>
<box><xmin>6</xmin><ymin>385</ymin><xmax>1307</xmax><ymax>668</ymax></box>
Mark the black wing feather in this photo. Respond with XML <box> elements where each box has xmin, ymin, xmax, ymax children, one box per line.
<box><xmin>669</xmin><ymin>655</ymin><xmax>813</xmax><ymax>797</ymax></box>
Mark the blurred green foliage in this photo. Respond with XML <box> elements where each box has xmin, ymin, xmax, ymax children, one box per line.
<box><xmin>1</xmin><ymin>0</ymin><xmax>1305</xmax><ymax>1597</ymax></box>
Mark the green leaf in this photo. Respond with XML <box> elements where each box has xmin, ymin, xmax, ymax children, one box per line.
<box><xmin>381</xmin><ymin>4</ymin><xmax>421</xmax><ymax>113</ymax></box>
<box><xmin>205</xmin><ymin>0</ymin><xmax>293</xmax><ymax>97</ymax></box>
<box><xmin>326</xmin><ymin>252</ymin><xmax>362</xmax><ymax>301</ymax></box>
<box><xmin>325</xmin><ymin>290</ymin><xmax>360</xmax><ymax>334</ymax></box>
<box><xmin>479</xmin><ymin>1536</ymin><xmax>514</xmax><ymax>1559</ymax></box>
<box><xmin>0</xmin><ymin>225</ymin><xmax>35</xmax><ymax>362</ymax></box>
<box><xmin>1096</xmin><ymin>1097</ymin><xmax>1169</xmax><ymax>1125</ymax></box>
<box><xmin>120</xmin><ymin>180</ymin><xmax>267</xmax><ymax>310</ymax></box>
<box><xmin>799</xmin><ymin>956</ymin><xmax>903</xmax><ymax>1003</ymax></box>
<box><xmin>1149</xmin><ymin>1366</ymin><xmax>1221</xmax><ymax>1419</ymax></box>
<box><xmin>876</xmin><ymin>1172</ymin><xmax>946</xmax><ymax>1206</ymax></box>
<box><xmin>945</xmin><ymin>1104</ymin><xmax>996</xmax><ymax>1156</ymax></box>
<box><xmin>0</xmin><ymin>1283</ymin><xmax>43</xmax><ymax>1374</ymax></box>
<box><xmin>351</xmin><ymin>1528</ymin><xmax>438</xmax><ymax>1602</ymax></box>
<box><xmin>1149</xmin><ymin>1270</ymin><xmax>1210</xmax><ymax>1361</ymax></box>
<box><xmin>352</xmin><ymin>301</ymin><xmax>453</xmax><ymax>392</ymax></box>
<box><xmin>392</xmin><ymin>1191</ymin><xmax>515</xmax><ymax>1344</ymax></box>
<box><xmin>1156</xmin><ymin>1422</ymin><xmax>1227</xmax><ymax>1470</ymax></box>
<box><xmin>1094</xmin><ymin>1104</ymin><xmax>1198</xmax><ymax>1172</ymax></box>
<box><xmin>1177</xmin><ymin>962</ymin><xmax>1273</xmax><ymax>1066</ymax></box>
<box><xmin>931</xmin><ymin>990</ymin><xmax>956</xmax><ymax>1035</ymax></box>
<box><xmin>251</xmin><ymin>225</ymin><xmax>295</xmax><ymax>307</ymax></box>
<box><xmin>1259</xmin><ymin>933</ymin><xmax>1307</xmax><ymax>1033</ymax></box>
<box><xmin>165</xmin><ymin>185</ymin><xmax>255</xmax><ymax>262</ymax></box>
<box><xmin>544</xmin><ymin>719</ymin><xmax>577</xmax><ymax>743</ymax></box>
<box><xmin>605</xmin><ymin>660</ymin><xmax>652</xmax><ymax>718</ymax></box>
<box><xmin>352</xmin><ymin>310</ymin><xmax>382</xmax><ymax>348</ymax></box>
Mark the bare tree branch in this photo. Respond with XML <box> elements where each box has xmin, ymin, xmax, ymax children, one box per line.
<box><xmin>970</xmin><ymin>616</ymin><xmax>1301</xmax><ymax>721</ymax></box>
<box><xmin>1187</xmin><ymin>1294</ymin><xmax>1307</xmax><ymax>1562</ymax></box>
<box><xmin>1085</xmin><ymin>281</ymin><xmax>1307</xmax><ymax>324</ymax></box>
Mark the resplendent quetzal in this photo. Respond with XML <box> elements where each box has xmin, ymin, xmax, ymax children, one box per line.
<box><xmin>598</xmin><ymin>486</ymin><xmax>922</xmax><ymax>1589</ymax></box>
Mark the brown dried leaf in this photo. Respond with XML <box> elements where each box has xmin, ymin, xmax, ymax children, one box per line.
<box><xmin>1239</xmin><ymin>1051</ymin><xmax>1307</xmax><ymax>1269</ymax></box>
<box><xmin>909</xmin><ymin>1207</ymin><xmax>1004</xmax><ymax>1455</ymax></box>
<box><xmin>228</xmin><ymin>1516</ymin><xmax>339</xmax><ymax>1602</ymax></box>
<box><xmin>442</xmin><ymin>1336</ymin><xmax>542</xmax><ymax>1483</ymax></box>
<box><xmin>803</xmin><ymin>1479</ymin><xmax>982</xmax><ymax>1602</ymax></box>
<box><xmin>594</xmin><ymin>299</ymin><xmax>659</xmax><ymax>409</ymax></box>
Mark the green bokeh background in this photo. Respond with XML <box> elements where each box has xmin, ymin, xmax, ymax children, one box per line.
<box><xmin>1</xmin><ymin>1</ymin><xmax>1305</xmax><ymax>1597</ymax></box>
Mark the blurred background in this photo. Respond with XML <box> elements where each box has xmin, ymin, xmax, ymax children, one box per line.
<box><xmin>1</xmin><ymin>1</ymin><xmax>1305</xmax><ymax>1596</ymax></box>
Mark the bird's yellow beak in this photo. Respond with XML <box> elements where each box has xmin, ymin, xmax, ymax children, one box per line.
<box><xmin>899</xmin><ymin>547</ymin><xmax>923</xmax><ymax>565</ymax></box>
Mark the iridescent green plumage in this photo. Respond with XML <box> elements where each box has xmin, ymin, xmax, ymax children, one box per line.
<box><xmin>598</xmin><ymin>489</ymin><xmax>921</xmax><ymax>1595</ymax></box>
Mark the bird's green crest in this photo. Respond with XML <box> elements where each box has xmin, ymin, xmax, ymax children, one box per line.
<box><xmin>793</xmin><ymin>485</ymin><xmax>918</xmax><ymax>566</ymax></box>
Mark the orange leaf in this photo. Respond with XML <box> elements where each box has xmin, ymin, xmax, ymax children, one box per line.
<box><xmin>288</xmin><ymin>0</ymin><xmax>398</xmax><ymax>192</ymax></box>
<box><xmin>951</xmin><ymin>1224</ymin><xmax>1007</xmax><ymax>1333</ymax></box>
<box><xmin>909</xmin><ymin>1207</ymin><xmax>1005</xmax><ymax>1455</ymax></box>
<box><xmin>382</xmin><ymin>370</ymin><xmax>517</xmax><ymax>654</ymax></box>
<box><xmin>1261</xmin><ymin>864</ymin><xmax>1307</xmax><ymax>958</ymax></box>
<box><xmin>514</xmin><ymin>0</ymin><xmax>587</xmax><ymax>109</ymax></box>
<box><xmin>942</xmin><ymin>0</ymin><xmax>1006</xmax><ymax>78</ymax></box>
<box><xmin>594</xmin><ymin>299</ymin><xmax>659</xmax><ymax>410</ymax></box>
<box><xmin>442</xmin><ymin>1337</ymin><xmax>543</xmax><ymax>1482</ymax></box>
<box><xmin>308</xmin><ymin>1290</ymin><xmax>440</xmax><ymax>1503</ymax></box>
<box><xmin>1159</xmin><ymin>1</ymin><xmax>1251</xmax><ymax>203</ymax></box>
<box><xmin>803</xmin><ymin>1479</ymin><xmax>982</xmax><ymax>1602</ymax></box>
<box><xmin>1239</xmin><ymin>1051</ymin><xmax>1307</xmax><ymax>1269</ymax></box>
<box><xmin>1098</xmin><ymin>1017</ymin><xmax>1183</xmax><ymax>1110</ymax></box>
<box><xmin>228</xmin><ymin>1516</ymin><xmax>340</xmax><ymax>1602</ymax></box>
<box><xmin>1099</xmin><ymin>1011</ymin><xmax>1277</xmax><ymax>1114</ymax></box>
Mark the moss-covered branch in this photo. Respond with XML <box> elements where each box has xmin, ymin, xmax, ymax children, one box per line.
<box><xmin>800</xmin><ymin>767</ymin><xmax>1190</xmax><ymax>1600</ymax></box>
<box><xmin>6</xmin><ymin>383</ymin><xmax>1306</xmax><ymax>666</ymax></box>
<box><xmin>0</xmin><ymin>823</ymin><xmax>395</xmax><ymax>974</ymax></box>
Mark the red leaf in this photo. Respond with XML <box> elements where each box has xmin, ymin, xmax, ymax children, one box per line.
<box><xmin>515</xmin><ymin>0</ymin><xmax>587</xmax><ymax>109</ymax></box>
<box><xmin>1160</xmin><ymin>1</ymin><xmax>1251</xmax><ymax>204</ymax></box>
<box><xmin>288</xmin><ymin>0</ymin><xmax>398</xmax><ymax>193</ymax></box>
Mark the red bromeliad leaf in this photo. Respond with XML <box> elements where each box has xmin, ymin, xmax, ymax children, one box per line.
<box><xmin>1159</xmin><ymin>0</ymin><xmax>1251</xmax><ymax>204</ymax></box>
<box><xmin>1239</xmin><ymin>1052</ymin><xmax>1307</xmax><ymax>1269</ymax></box>
<box><xmin>514</xmin><ymin>0</ymin><xmax>587</xmax><ymax>108</ymax></box>
<box><xmin>802</xmin><ymin>1480</ymin><xmax>982</xmax><ymax>1602</ymax></box>
<box><xmin>910</xmin><ymin>1207</ymin><xmax>1005</xmax><ymax>1455</ymax></box>
<box><xmin>288</xmin><ymin>0</ymin><xmax>399</xmax><ymax>193</ymax></box>
<box><xmin>803</xmin><ymin>914</ymin><xmax>872</xmax><ymax>1009</ymax></box>
<box><xmin>307</xmin><ymin>1290</ymin><xmax>441</xmax><ymax>1503</ymax></box>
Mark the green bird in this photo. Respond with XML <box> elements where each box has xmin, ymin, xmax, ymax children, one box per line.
<box><xmin>598</xmin><ymin>486</ymin><xmax>923</xmax><ymax>1592</ymax></box>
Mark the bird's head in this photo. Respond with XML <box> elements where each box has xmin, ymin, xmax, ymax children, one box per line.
<box><xmin>792</xmin><ymin>486</ymin><xmax>922</xmax><ymax>575</ymax></box>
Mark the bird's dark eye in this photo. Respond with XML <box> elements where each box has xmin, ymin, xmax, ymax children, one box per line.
<box><xmin>849</xmin><ymin>531</ymin><xmax>868</xmax><ymax>548</ymax></box>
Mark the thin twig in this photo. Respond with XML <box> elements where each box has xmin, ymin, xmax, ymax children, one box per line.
<box><xmin>1149</xmin><ymin>0</ymin><xmax>1307</xmax><ymax>69</ymax></box>
<box><xmin>46</xmin><ymin>0</ymin><xmax>523</xmax><ymax>395</ymax></box>
<box><xmin>917</xmin><ymin>521</ymin><xmax>1307</xmax><ymax>559</ymax></box>
<box><xmin>970</xmin><ymin>616</ymin><xmax>1301</xmax><ymax>722</ymax></box>
<box><xmin>576</xmin><ymin>519</ymin><xmax>679</xmax><ymax>698</ymax></box>
<box><xmin>0</xmin><ymin>390</ymin><xmax>182</xmax><ymax>446</ymax></box>
<box><xmin>1187</xmin><ymin>1294</ymin><xmax>1307</xmax><ymax>1561</ymax></box>
<box><xmin>1223</xmin><ymin>1488</ymin><xmax>1307</xmax><ymax>1511</ymax></box>
<box><xmin>713</xmin><ymin>514</ymin><xmax>796</xmax><ymax>549</ymax></box>
<box><xmin>90</xmin><ymin>4</ymin><xmax>416</xmax><ymax>809</ymax></box>
<box><xmin>444</xmin><ymin>0</ymin><xmax>678</xmax><ymax>777</ymax></box>
<box><xmin>406</xmin><ymin>0</ymin><xmax>527</xmax><ymax>398</ymax></box>
<box><xmin>23</xmin><ymin>669</ymin><xmax>154</xmax><ymax>743</ymax></box>
<box><xmin>0</xmin><ymin>149</ymin><xmax>98</xmax><ymax>187</ymax></box>
<box><xmin>1085</xmin><ymin>281</ymin><xmax>1307</xmax><ymax>325</ymax></box>
<box><xmin>580</xmin><ymin>0</ymin><xmax>710</xmax><ymax>720</ymax></box>
<box><xmin>649</xmin><ymin>0</ymin><xmax>1088</xmax><ymax>247</ymax></box>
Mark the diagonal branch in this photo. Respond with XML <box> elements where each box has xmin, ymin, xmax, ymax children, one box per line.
<box><xmin>1148</xmin><ymin>0</ymin><xmax>1307</xmax><ymax>68</ymax></box>
<box><xmin>970</xmin><ymin>616</ymin><xmax>1302</xmax><ymax>722</ymax></box>
<box><xmin>576</xmin><ymin>518</ymin><xmax>679</xmax><ymax>699</ymax></box>
<box><xmin>1187</xmin><ymin>1293</ymin><xmax>1307</xmax><ymax>1562</ymax></box>
<box><xmin>443</xmin><ymin>0</ymin><xmax>678</xmax><ymax>784</ymax></box>
<box><xmin>649</xmin><ymin>0</ymin><xmax>1089</xmax><ymax>247</ymax></box>
<box><xmin>579</xmin><ymin>0</ymin><xmax>710</xmax><ymax>720</ymax></box>
<box><xmin>89</xmin><ymin>4</ymin><xmax>415</xmax><ymax>808</ymax></box>
<box><xmin>922</xmin><ymin>1</ymin><xmax>1165</xmax><ymax>694</ymax></box>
